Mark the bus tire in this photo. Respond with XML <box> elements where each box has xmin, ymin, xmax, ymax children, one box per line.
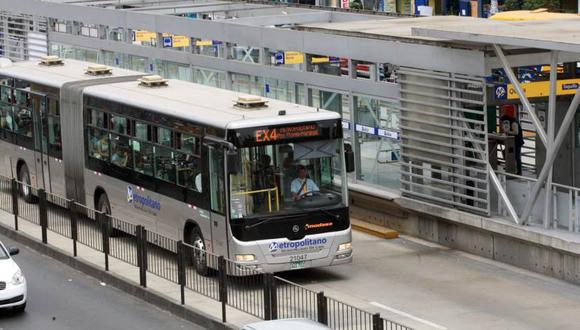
<box><xmin>17</xmin><ymin>163</ymin><xmax>34</xmax><ymax>203</ymax></box>
<box><xmin>191</xmin><ymin>228</ymin><xmax>211</xmax><ymax>276</ymax></box>
<box><xmin>96</xmin><ymin>192</ymin><xmax>120</xmax><ymax>237</ymax></box>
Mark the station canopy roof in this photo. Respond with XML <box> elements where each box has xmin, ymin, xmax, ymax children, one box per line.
<box><xmin>302</xmin><ymin>15</ymin><xmax>580</xmax><ymax>53</ymax></box>
<box><xmin>410</xmin><ymin>17</ymin><xmax>580</xmax><ymax>53</ymax></box>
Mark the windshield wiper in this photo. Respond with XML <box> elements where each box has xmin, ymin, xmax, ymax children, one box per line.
<box><xmin>244</xmin><ymin>212</ymin><xmax>307</xmax><ymax>230</ymax></box>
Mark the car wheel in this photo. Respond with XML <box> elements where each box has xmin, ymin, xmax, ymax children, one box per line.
<box><xmin>18</xmin><ymin>164</ymin><xmax>34</xmax><ymax>203</ymax></box>
<box><xmin>191</xmin><ymin>228</ymin><xmax>211</xmax><ymax>276</ymax></box>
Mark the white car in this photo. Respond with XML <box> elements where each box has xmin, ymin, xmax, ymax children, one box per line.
<box><xmin>241</xmin><ymin>319</ymin><xmax>331</xmax><ymax>330</ymax></box>
<box><xmin>0</xmin><ymin>240</ymin><xmax>26</xmax><ymax>313</ymax></box>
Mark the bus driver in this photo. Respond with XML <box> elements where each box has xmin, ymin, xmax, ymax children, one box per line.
<box><xmin>291</xmin><ymin>165</ymin><xmax>319</xmax><ymax>201</ymax></box>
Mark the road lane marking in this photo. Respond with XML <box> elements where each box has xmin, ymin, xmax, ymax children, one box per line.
<box><xmin>370</xmin><ymin>301</ymin><xmax>447</xmax><ymax>330</ymax></box>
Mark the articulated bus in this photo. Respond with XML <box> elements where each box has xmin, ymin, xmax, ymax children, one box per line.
<box><xmin>0</xmin><ymin>58</ymin><xmax>353</xmax><ymax>274</ymax></box>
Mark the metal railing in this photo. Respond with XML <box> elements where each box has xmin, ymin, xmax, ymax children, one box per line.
<box><xmin>0</xmin><ymin>174</ymin><xmax>413</xmax><ymax>330</ymax></box>
<box><xmin>493</xmin><ymin>171</ymin><xmax>580</xmax><ymax>232</ymax></box>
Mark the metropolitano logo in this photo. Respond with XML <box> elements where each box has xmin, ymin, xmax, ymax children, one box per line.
<box><xmin>127</xmin><ymin>186</ymin><xmax>134</xmax><ymax>204</ymax></box>
<box><xmin>269</xmin><ymin>242</ymin><xmax>279</xmax><ymax>253</ymax></box>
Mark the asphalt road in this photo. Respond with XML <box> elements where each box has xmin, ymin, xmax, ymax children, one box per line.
<box><xmin>0</xmin><ymin>233</ymin><xmax>203</xmax><ymax>330</ymax></box>
<box><xmin>280</xmin><ymin>231</ymin><xmax>580</xmax><ymax>330</ymax></box>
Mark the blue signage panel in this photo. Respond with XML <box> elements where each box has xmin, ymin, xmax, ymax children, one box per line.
<box><xmin>495</xmin><ymin>84</ymin><xmax>507</xmax><ymax>100</ymax></box>
<box><xmin>162</xmin><ymin>37</ymin><xmax>172</xmax><ymax>48</ymax></box>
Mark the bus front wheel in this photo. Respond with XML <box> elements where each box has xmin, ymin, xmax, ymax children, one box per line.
<box><xmin>191</xmin><ymin>228</ymin><xmax>211</xmax><ymax>276</ymax></box>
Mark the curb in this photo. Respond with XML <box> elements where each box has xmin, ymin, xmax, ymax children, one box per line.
<box><xmin>0</xmin><ymin>222</ymin><xmax>236</xmax><ymax>330</ymax></box>
<box><xmin>351</xmin><ymin>219</ymin><xmax>399</xmax><ymax>239</ymax></box>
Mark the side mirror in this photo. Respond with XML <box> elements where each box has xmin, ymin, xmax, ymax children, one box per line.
<box><xmin>8</xmin><ymin>247</ymin><xmax>19</xmax><ymax>256</ymax></box>
<box><xmin>227</xmin><ymin>149</ymin><xmax>240</xmax><ymax>174</ymax></box>
<box><xmin>345</xmin><ymin>145</ymin><xmax>355</xmax><ymax>173</ymax></box>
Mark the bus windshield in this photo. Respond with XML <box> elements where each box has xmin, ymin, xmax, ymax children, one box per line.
<box><xmin>229</xmin><ymin>139</ymin><xmax>344</xmax><ymax>219</ymax></box>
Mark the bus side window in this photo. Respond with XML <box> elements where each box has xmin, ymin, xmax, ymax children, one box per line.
<box><xmin>14</xmin><ymin>107</ymin><xmax>32</xmax><ymax>138</ymax></box>
<box><xmin>110</xmin><ymin>114</ymin><xmax>129</xmax><ymax>135</ymax></box>
<box><xmin>154</xmin><ymin>145</ymin><xmax>176</xmax><ymax>183</ymax></box>
<box><xmin>89</xmin><ymin>108</ymin><xmax>107</xmax><ymax>129</ymax></box>
<box><xmin>209</xmin><ymin>146</ymin><xmax>225</xmax><ymax>214</ymax></box>
<box><xmin>88</xmin><ymin>128</ymin><xmax>110</xmax><ymax>161</ymax></box>
<box><xmin>135</xmin><ymin>122</ymin><xmax>150</xmax><ymax>141</ymax></box>
<box><xmin>157</xmin><ymin>127</ymin><xmax>172</xmax><ymax>147</ymax></box>
<box><xmin>177</xmin><ymin>132</ymin><xmax>200</xmax><ymax>156</ymax></box>
<box><xmin>176</xmin><ymin>152</ymin><xmax>200</xmax><ymax>192</ymax></box>
<box><xmin>133</xmin><ymin>140</ymin><xmax>154</xmax><ymax>176</ymax></box>
<box><xmin>0</xmin><ymin>104</ymin><xmax>13</xmax><ymax>132</ymax></box>
<box><xmin>110</xmin><ymin>134</ymin><xmax>132</xmax><ymax>168</ymax></box>
<box><xmin>47</xmin><ymin>98</ymin><xmax>61</xmax><ymax>155</ymax></box>
<box><xmin>0</xmin><ymin>83</ymin><xmax>12</xmax><ymax>104</ymax></box>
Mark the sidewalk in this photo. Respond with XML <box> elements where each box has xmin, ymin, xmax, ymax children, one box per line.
<box><xmin>0</xmin><ymin>209</ymin><xmax>258</xmax><ymax>329</ymax></box>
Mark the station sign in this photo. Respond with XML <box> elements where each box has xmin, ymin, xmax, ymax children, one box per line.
<box><xmin>354</xmin><ymin>123</ymin><xmax>400</xmax><ymax>140</ymax></box>
<box><xmin>273</xmin><ymin>51</ymin><xmax>304</xmax><ymax>65</ymax></box>
<box><xmin>311</xmin><ymin>56</ymin><xmax>340</xmax><ymax>64</ymax></box>
<box><xmin>495</xmin><ymin>78</ymin><xmax>580</xmax><ymax>100</ymax></box>
<box><xmin>132</xmin><ymin>30</ymin><xmax>157</xmax><ymax>43</ymax></box>
<box><xmin>284</xmin><ymin>51</ymin><xmax>304</xmax><ymax>65</ymax></box>
<box><xmin>161</xmin><ymin>34</ymin><xmax>190</xmax><ymax>48</ymax></box>
<box><xmin>195</xmin><ymin>40</ymin><xmax>222</xmax><ymax>46</ymax></box>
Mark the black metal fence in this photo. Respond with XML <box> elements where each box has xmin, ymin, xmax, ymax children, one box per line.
<box><xmin>0</xmin><ymin>175</ymin><xmax>413</xmax><ymax>330</ymax></box>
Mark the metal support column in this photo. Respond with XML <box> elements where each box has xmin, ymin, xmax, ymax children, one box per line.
<box><xmin>544</xmin><ymin>51</ymin><xmax>558</xmax><ymax>228</ymax></box>
<box><xmin>493</xmin><ymin>44</ymin><xmax>548</xmax><ymax>146</ymax></box>
<box><xmin>521</xmin><ymin>88</ymin><xmax>580</xmax><ymax>223</ymax></box>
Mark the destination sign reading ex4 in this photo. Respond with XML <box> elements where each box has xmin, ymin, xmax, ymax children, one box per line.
<box><xmin>254</xmin><ymin>124</ymin><xmax>321</xmax><ymax>143</ymax></box>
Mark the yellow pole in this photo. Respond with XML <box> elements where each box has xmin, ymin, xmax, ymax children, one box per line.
<box><xmin>268</xmin><ymin>190</ymin><xmax>272</xmax><ymax>212</ymax></box>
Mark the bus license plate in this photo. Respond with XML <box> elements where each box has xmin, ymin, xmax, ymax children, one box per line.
<box><xmin>290</xmin><ymin>261</ymin><xmax>305</xmax><ymax>270</ymax></box>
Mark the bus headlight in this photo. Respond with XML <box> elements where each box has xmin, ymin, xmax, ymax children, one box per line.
<box><xmin>235</xmin><ymin>254</ymin><xmax>256</xmax><ymax>262</ymax></box>
<box><xmin>338</xmin><ymin>242</ymin><xmax>352</xmax><ymax>252</ymax></box>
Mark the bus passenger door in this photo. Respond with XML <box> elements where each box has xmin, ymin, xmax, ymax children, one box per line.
<box><xmin>30</xmin><ymin>92</ymin><xmax>50</xmax><ymax>192</ymax></box>
<box><xmin>208</xmin><ymin>145</ymin><xmax>229</xmax><ymax>258</ymax></box>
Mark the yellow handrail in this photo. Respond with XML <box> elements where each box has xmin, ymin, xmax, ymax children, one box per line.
<box><xmin>232</xmin><ymin>186</ymin><xmax>280</xmax><ymax>212</ymax></box>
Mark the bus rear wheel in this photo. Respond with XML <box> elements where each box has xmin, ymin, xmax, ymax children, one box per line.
<box><xmin>191</xmin><ymin>228</ymin><xmax>211</xmax><ymax>276</ymax></box>
<box><xmin>18</xmin><ymin>164</ymin><xmax>34</xmax><ymax>203</ymax></box>
<box><xmin>96</xmin><ymin>193</ymin><xmax>120</xmax><ymax>237</ymax></box>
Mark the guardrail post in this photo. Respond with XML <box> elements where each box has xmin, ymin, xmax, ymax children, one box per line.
<box><xmin>136</xmin><ymin>225</ymin><xmax>147</xmax><ymax>288</ymax></box>
<box><xmin>39</xmin><ymin>189</ymin><xmax>48</xmax><ymax>244</ymax></box>
<box><xmin>373</xmin><ymin>313</ymin><xmax>384</xmax><ymax>330</ymax></box>
<box><xmin>218</xmin><ymin>256</ymin><xmax>227</xmax><ymax>323</ymax></box>
<box><xmin>68</xmin><ymin>200</ymin><xmax>78</xmax><ymax>257</ymax></box>
<box><xmin>263</xmin><ymin>273</ymin><xmax>272</xmax><ymax>320</ymax></box>
<box><xmin>177</xmin><ymin>241</ymin><xmax>186</xmax><ymax>305</ymax></box>
<box><xmin>263</xmin><ymin>273</ymin><xmax>277</xmax><ymax>320</ymax></box>
<box><xmin>101</xmin><ymin>213</ymin><xmax>111</xmax><ymax>271</ymax></box>
<box><xmin>317</xmin><ymin>291</ymin><xmax>328</xmax><ymax>325</ymax></box>
<box><xmin>11</xmin><ymin>179</ymin><xmax>18</xmax><ymax>231</ymax></box>
<box><xmin>270</xmin><ymin>274</ymin><xmax>278</xmax><ymax>320</ymax></box>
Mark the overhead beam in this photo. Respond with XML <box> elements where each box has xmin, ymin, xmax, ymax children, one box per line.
<box><xmin>227</xmin><ymin>12</ymin><xmax>331</xmax><ymax>26</ymax></box>
<box><xmin>50</xmin><ymin>32</ymin><xmax>402</xmax><ymax>100</ymax></box>
<box><xmin>126</xmin><ymin>2</ymin><xmax>271</xmax><ymax>15</ymax></box>
<box><xmin>485</xmin><ymin>51</ymin><xmax>580</xmax><ymax>74</ymax></box>
<box><xmin>6</xmin><ymin>0</ymin><xmax>486</xmax><ymax>75</ymax></box>
<box><xmin>520</xmin><ymin>87</ymin><xmax>580</xmax><ymax>224</ymax></box>
<box><xmin>412</xmin><ymin>26</ymin><xmax>580</xmax><ymax>54</ymax></box>
<box><xmin>493</xmin><ymin>44</ymin><xmax>548</xmax><ymax>146</ymax></box>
